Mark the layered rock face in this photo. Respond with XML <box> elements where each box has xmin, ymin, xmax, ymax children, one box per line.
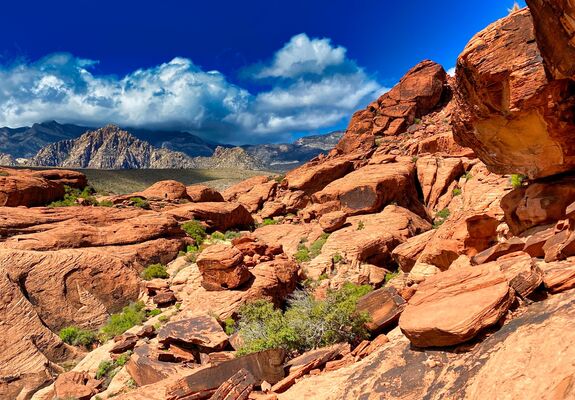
<box><xmin>452</xmin><ymin>8</ymin><xmax>575</xmax><ymax>179</ymax></box>
<box><xmin>336</xmin><ymin>60</ymin><xmax>448</xmax><ymax>154</ymax></box>
<box><xmin>0</xmin><ymin>167</ymin><xmax>87</xmax><ymax>207</ymax></box>
<box><xmin>526</xmin><ymin>0</ymin><xmax>575</xmax><ymax>80</ymax></box>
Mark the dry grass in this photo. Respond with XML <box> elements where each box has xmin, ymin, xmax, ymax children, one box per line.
<box><xmin>79</xmin><ymin>168</ymin><xmax>270</xmax><ymax>194</ymax></box>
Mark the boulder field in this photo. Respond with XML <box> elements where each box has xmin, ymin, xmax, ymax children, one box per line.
<box><xmin>3</xmin><ymin>4</ymin><xmax>575</xmax><ymax>400</ymax></box>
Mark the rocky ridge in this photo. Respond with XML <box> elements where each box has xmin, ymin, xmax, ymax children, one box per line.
<box><xmin>27</xmin><ymin>126</ymin><xmax>265</xmax><ymax>170</ymax></box>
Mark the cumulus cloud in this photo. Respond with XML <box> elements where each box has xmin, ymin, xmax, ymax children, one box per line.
<box><xmin>446</xmin><ymin>67</ymin><xmax>456</xmax><ymax>77</ymax></box>
<box><xmin>0</xmin><ymin>33</ymin><xmax>385</xmax><ymax>143</ymax></box>
<box><xmin>0</xmin><ymin>53</ymin><xmax>250</xmax><ymax>134</ymax></box>
<box><xmin>253</xmin><ymin>33</ymin><xmax>347</xmax><ymax>79</ymax></box>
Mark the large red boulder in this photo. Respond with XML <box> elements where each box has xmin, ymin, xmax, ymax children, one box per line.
<box><xmin>526</xmin><ymin>0</ymin><xmax>575</xmax><ymax>80</ymax></box>
<box><xmin>399</xmin><ymin>264</ymin><xmax>514</xmax><ymax>347</ymax></box>
<box><xmin>452</xmin><ymin>8</ymin><xmax>575</xmax><ymax>179</ymax></box>
<box><xmin>312</xmin><ymin>162</ymin><xmax>426</xmax><ymax>217</ymax></box>
<box><xmin>196</xmin><ymin>244</ymin><xmax>252</xmax><ymax>290</ymax></box>
<box><xmin>165</xmin><ymin>202</ymin><xmax>254</xmax><ymax>231</ymax></box>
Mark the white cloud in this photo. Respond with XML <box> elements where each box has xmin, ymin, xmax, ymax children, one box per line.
<box><xmin>446</xmin><ymin>67</ymin><xmax>456</xmax><ymax>77</ymax></box>
<box><xmin>0</xmin><ymin>54</ymin><xmax>250</xmax><ymax>133</ymax></box>
<box><xmin>0</xmin><ymin>33</ymin><xmax>385</xmax><ymax>143</ymax></box>
<box><xmin>254</xmin><ymin>33</ymin><xmax>346</xmax><ymax>79</ymax></box>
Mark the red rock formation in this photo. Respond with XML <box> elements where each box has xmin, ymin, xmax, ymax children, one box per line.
<box><xmin>526</xmin><ymin>0</ymin><xmax>575</xmax><ymax>80</ymax></box>
<box><xmin>186</xmin><ymin>185</ymin><xmax>225</xmax><ymax>202</ymax></box>
<box><xmin>196</xmin><ymin>244</ymin><xmax>253</xmax><ymax>290</ymax></box>
<box><xmin>399</xmin><ymin>264</ymin><xmax>514</xmax><ymax>347</ymax></box>
<box><xmin>312</xmin><ymin>162</ymin><xmax>426</xmax><ymax>218</ymax></box>
<box><xmin>336</xmin><ymin>60</ymin><xmax>448</xmax><ymax>155</ymax></box>
<box><xmin>0</xmin><ymin>168</ymin><xmax>88</xmax><ymax>207</ymax></box>
<box><xmin>452</xmin><ymin>8</ymin><xmax>575</xmax><ymax>179</ymax></box>
<box><xmin>165</xmin><ymin>202</ymin><xmax>254</xmax><ymax>231</ymax></box>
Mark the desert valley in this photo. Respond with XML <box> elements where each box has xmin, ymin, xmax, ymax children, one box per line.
<box><xmin>2</xmin><ymin>2</ymin><xmax>575</xmax><ymax>400</ymax></box>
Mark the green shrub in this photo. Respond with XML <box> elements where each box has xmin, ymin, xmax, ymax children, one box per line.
<box><xmin>158</xmin><ymin>315</ymin><xmax>170</xmax><ymax>323</ymax></box>
<box><xmin>262</xmin><ymin>218</ymin><xmax>278</xmax><ymax>226</ymax></box>
<box><xmin>332</xmin><ymin>252</ymin><xmax>343</xmax><ymax>264</ymax></box>
<box><xmin>115</xmin><ymin>351</ymin><xmax>132</xmax><ymax>366</ymax></box>
<box><xmin>211</xmin><ymin>232</ymin><xmax>225</xmax><ymax>241</ymax></box>
<box><xmin>141</xmin><ymin>264</ymin><xmax>169</xmax><ymax>280</ymax></box>
<box><xmin>414</xmin><ymin>117</ymin><xmax>422</xmax><ymax>124</ymax></box>
<box><xmin>181</xmin><ymin>220</ymin><xmax>207</xmax><ymax>245</ymax></box>
<box><xmin>309</xmin><ymin>233</ymin><xmax>329</xmax><ymax>259</ymax></box>
<box><xmin>463</xmin><ymin>172</ymin><xmax>473</xmax><ymax>181</ymax></box>
<box><xmin>452</xmin><ymin>188</ymin><xmax>462</xmax><ymax>196</ymax></box>
<box><xmin>411</xmin><ymin>156</ymin><xmax>419</xmax><ymax>163</ymax></box>
<box><xmin>510</xmin><ymin>174</ymin><xmax>526</xmax><ymax>189</ymax></box>
<box><xmin>224</xmin><ymin>317</ymin><xmax>236</xmax><ymax>335</ymax></box>
<box><xmin>274</xmin><ymin>174</ymin><xmax>286</xmax><ymax>183</ymax></box>
<box><xmin>59</xmin><ymin>326</ymin><xmax>97</xmax><ymax>347</ymax></box>
<box><xmin>129</xmin><ymin>197</ymin><xmax>150</xmax><ymax>209</ymax></box>
<box><xmin>147</xmin><ymin>309</ymin><xmax>162</xmax><ymax>318</ymax></box>
<box><xmin>433</xmin><ymin>208</ymin><xmax>451</xmax><ymax>229</ymax></box>
<box><xmin>436</xmin><ymin>208</ymin><xmax>450</xmax><ymax>219</ymax></box>
<box><xmin>357</xmin><ymin>221</ymin><xmax>365</xmax><ymax>231</ymax></box>
<box><xmin>99</xmin><ymin>302</ymin><xmax>146</xmax><ymax>341</ymax></box>
<box><xmin>49</xmin><ymin>185</ymin><xmax>97</xmax><ymax>207</ymax></box>
<box><xmin>294</xmin><ymin>243</ymin><xmax>311</xmax><ymax>263</ymax></box>
<box><xmin>385</xmin><ymin>271</ymin><xmax>399</xmax><ymax>284</ymax></box>
<box><xmin>224</xmin><ymin>230</ymin><xmax>242</xmax><ymax>240</ymax></box>
<box><xmin>236</xmin><ymin>283</ymin><xmax>372</xmax><ymax>356</ymax></box>
<box><xmin>96</xmin><ymin>360</ymin><xmax>115</xmax><ymax>379</ymax></box>
<box><xmin>98</xmin><ymin>199</ymin><xmax>114</xmax><ymax>207</ymax></box>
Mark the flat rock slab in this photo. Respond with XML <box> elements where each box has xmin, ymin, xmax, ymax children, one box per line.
<box><xmin>399</xmin><ymin>264</ymin><xmax>514</xmax><ymax>347</ymax></box>
<box><xmin>167</xmin><ymin>349</ymin><xmax>286</xmax><ymax>400</ymax></box>
<box><xmin>158</xmin><ymin>315</ymin><xmax>229</xmax><ymax>352</ymax></box>
<box><xmin>357</xmin><ymin>287</ymin><xmax>406</xmax><ymax>333</ymax></box>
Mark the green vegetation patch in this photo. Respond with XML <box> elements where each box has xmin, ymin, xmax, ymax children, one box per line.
<box><xmin>99</xmin><ymin>302</ymin><xmax>146</xmax><ymax>341</ymax></box>
<box><xmin>141</xmin><ymin>263</ymin><xmax>169</xmax><ymax>280</ymax></box>
<box><xmin>182</xmin><ymin>220</ymin><xmax>207</xmax><ymax>245</ymax></box>
<box><xmin>59</xmin><ymin>326</ymin><xmax>97</xmax><ymax>348</ymax></box>
<box><xmin>49</xmin><ymin>185</ymin><xmax>99</xmax><ymax>207</ymax></box>
<box><xmin>235</xmin><ymin>283</ymin><xmax>372</xmax><ymax>356</ymax></box>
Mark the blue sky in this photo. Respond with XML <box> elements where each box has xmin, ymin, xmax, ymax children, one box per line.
<box><xmin>0</xmin><ymin>0</ymin><xmax>525</xmax><ymax>144</ymax></box>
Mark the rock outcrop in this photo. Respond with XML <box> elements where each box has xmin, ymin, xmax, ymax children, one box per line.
<box><xmin>0</xmin><ymin>167</ymin><xmax>87</xmax><ymax>207</ymax></box>
<box><xmin>452</xmin><ymin>8</ymin><xmax>575</xmax><ymax>179</ymax></box>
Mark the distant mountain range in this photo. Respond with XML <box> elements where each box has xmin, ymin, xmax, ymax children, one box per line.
<box><xmin>0</xmin><ymin>121</ymin><xmax>342</xmax><ymax>170</ymax></box>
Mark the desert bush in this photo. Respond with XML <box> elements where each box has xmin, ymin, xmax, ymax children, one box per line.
<box><xmin>147</xmin><ymin>309</ymin><xmax>162</xmax><ymax>318</ymax></box>
<box><xmin>99</xmin><ymin>302</ymin><xmax>146</xmax><ymax>341</ymax></box>
<box><xmin>261</xmin><ymin>218</ymin><xmax>278</xmax><ymax>226</ymax></box>
<box><xmin>294</xmin><ymin>242</ymin><xmax>311</xmax><ymax>263</ymax></box>
<box><xmin>181</xmin><ymin>220</ymin><xmax>207</xmax><ymax>245</ymax></box>
<box><xmin>129</xmin><ymin>197</ymin><xmax>150</xmax><ymax>209</ymax></box>
<box><xmin>49</xmin><ymin>185</ymin><xmax>98</xmax><ymax>207</ymax></box>
<box><xmin>98</xmin><ymin>199</ymin><xmax>114</xmax><ymax>207</ymax></box>
<box><xmin>141</xmin><ymin>263</ymin><xmax>169</xmax><ymax>280</ymax></box>
<box><xmin>236</xmin><ymin>283</ymin><xmax>372</xmax><ymax>356</ymax></box>
<box><xmin>357</xmin><ymin>221</ymin><xmax>365</xmax><ymax>231</ymax></box>
<box><xmin>510</xmin><ymin>174</ymin><xmax>526</xmax><ymax>189</ymax></box>
<box><xmin>294</xmin><ymin>234</ymin><xmax>329</xmax><ymax>263</ymax></box>
<box><xmin>433</xmin><ymin>208</ymin><xmax>451</xmax><ymax>228</ymax></box>
<box><xmin>211</xmin><ymin>231</ymin><xmax>225</xmax><ymax>241</ymax></box>
<box><xmin>96</xmin><ymin>360</ymin><xmax>115</xmax><ymax>380</ymax></box>
<box><xmin>309</xmin><ymin>233</ymin><xmax>329</xmax><ymax>258</ymax></box>
<box><xmin>59</xmin><ymin>326</ymin><xmax>97</xmax><ymax>347</ymax></box>
<box><xmin>224</xmin><ymin>230</ymin><xmax>242</xmax><ymax>240</ymax></box>
<box><xmin>452</xmin><ymin>188</ymin><xmax>462</xmax><ymax>196</ymax></box>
